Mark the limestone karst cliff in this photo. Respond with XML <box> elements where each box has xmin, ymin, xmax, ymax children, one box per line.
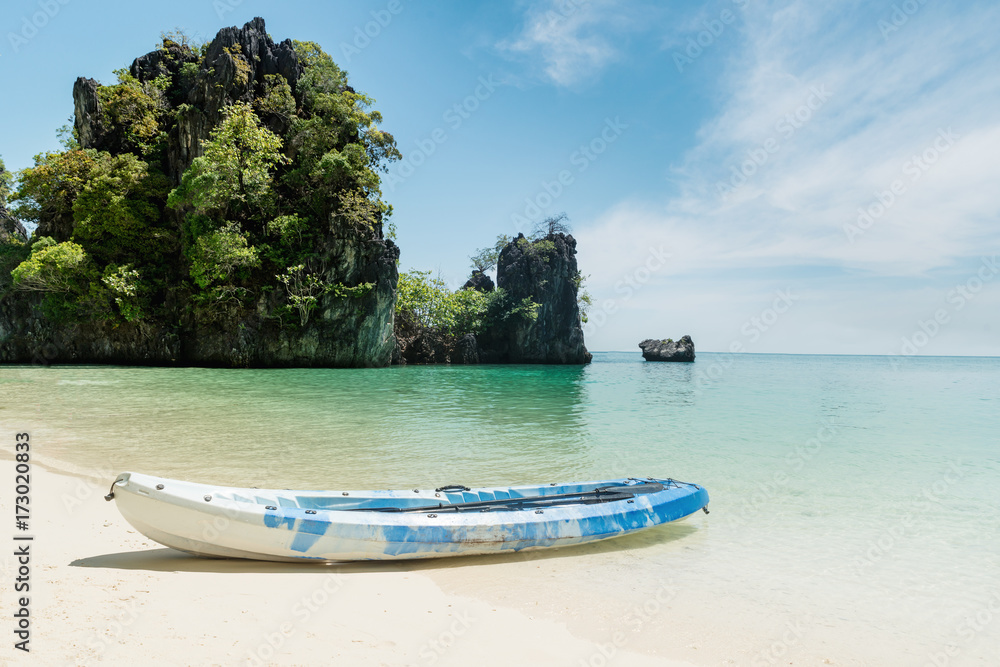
<box><xmin>1</xmin><ymin>18</ymin><xmax>592</xmax><ymax>368</ymax></box>
<box><xmin>1</xmin><ymin>18</ymin><xmax>399</xmax><ymax>367</ymax></box>
<box><xmin>480</xmin><ymin>232</ymin><xmax>591</xmax><ymax>364</ymax></box>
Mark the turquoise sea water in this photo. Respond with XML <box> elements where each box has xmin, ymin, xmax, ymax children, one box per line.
<box><xmin>2</xmin><ymin>352</ymin><xmax>999</xmax><ymax>663</ymax></box>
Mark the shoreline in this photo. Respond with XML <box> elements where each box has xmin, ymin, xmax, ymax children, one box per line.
<box><xmin>1</xmin><ymin>452</ymin><xmax>699</xmax><ymax>666</ymax></box>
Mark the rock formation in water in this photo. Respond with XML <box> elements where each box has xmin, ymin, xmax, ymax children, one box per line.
<box><xmin>1</xmin><ymin>18</ymin><xmax>592</xmax><ymax>369</ymax></box>
<box><xmin>392</xmin><ymin>329</ymin><xmax>480</xmax><ymax>365</ymax></box>
<box><xmin>478</xmin><ymin>232</ymin><xmax>591</xmax><ymax>364</ymax></box>
<box><xmin>393</xmin><ymin>232</ymin><xmax>591</xmax><ymax>365</ymax></box>
<box><xmin>639</xmin><ymin>336</ymin><xmax>695</xmax><ymax>362</ymax></box>
<box><xmin>0</xmin><ymin>18</ymin><xmax>400</xmax><ymax>367</ymax></box>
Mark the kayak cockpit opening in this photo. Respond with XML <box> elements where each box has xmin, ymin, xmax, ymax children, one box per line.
<box><xmin>349</xmin><ymin>481</ymin><xmax>666</xmax><ymax>514</ymax></box>
<box><xmin>208</xmin><ymin>478</ymin><xmax>686</xmax><ymax>513</ymax></box>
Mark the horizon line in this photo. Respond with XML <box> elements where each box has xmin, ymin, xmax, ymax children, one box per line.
<box><xmin>591</xmin><ymin>350</ymin><xmax>1000</xmax><ymax>359</ymax></box>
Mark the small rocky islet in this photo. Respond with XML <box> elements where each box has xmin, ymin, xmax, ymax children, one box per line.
<box><xmin>639</xmin><ymin>336</ymin><xmax>695</xmax><ymax>362</ymax></box>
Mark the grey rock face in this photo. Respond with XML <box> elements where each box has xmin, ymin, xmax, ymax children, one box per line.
<box><xmin>176</xmin><ymin>17</ymin><xmax>301</xmax><ymax>181</ymax></box>
<box><xmin>394</xmin><ymin>332</ymin><xmax>479</xmax><ymax>366</ymax></box>
<box><xmin>639</xmin><ymin>335</ymin><xmax>695</xmax><ymax>362</ymax></box>
<box><xmin>0</xmin><ymin>204</ymin><xmax>27</xmax><ymax>245</ymax></box>
<box><xmin>182</xmin><ymin>238</ymin><xmax>399</xmax><ymax>367</ymax></box>
<box><xmin>463</xmin><ymin>270</ymin><xmax>495</xmax><ymax>292</ymax></box>
<box><xmin>0</xmin><ymin>239</ymin><xmax>399</xmax><ymax>367</ymax></box>
<box><xmin>479</xmin><ymin>232</ymin><xmax>590</xmax><ymax>364</ymax></box>
<box><xmin>73</xmin><ymin>17</ymin><xmax>302</xmax><ymax>184</ymax></box>
<box><xmin>452</xmin><ymin>333</ymin><xmax>480</xmax><ymax>364</ymax></box>
<box><xmin>2</xmin><ymin>18</ymin><xmax>398</xmax><ymax>369</ymax></box>
<box><xmin>72</xmin><ymin>77</ymin><xmax>105</xmax><ymax>153</ymax></box>
<box><xmin>395</xmin><ymin>233</ymin><xmax>591</xmax><ymax>365</ymax></box>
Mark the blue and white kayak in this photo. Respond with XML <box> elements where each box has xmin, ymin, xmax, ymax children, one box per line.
<box><xmin>106</xmin><ymin>472</ymin><xmax>709</xmax><ymax>562</ymax></box>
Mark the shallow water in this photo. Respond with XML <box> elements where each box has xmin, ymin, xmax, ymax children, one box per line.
<box><xmin>2</xmin><ymin>352</ymin><xmax>998</xmax><ymax>664</ymax></box>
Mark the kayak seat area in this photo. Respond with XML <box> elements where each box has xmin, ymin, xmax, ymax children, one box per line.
<box><xmin>442</xmin><ymin>483</ymin><xmax>598</xmax><ymax>504</ymax></box>
<box><xmin>217</xmin><ymin>482</ymin><xmax>607</xmax><ymax>511</ymax></box>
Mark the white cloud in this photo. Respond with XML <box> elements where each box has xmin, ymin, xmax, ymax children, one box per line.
<box><xmin>675</xmin><ymin>1</ymin><xmax>1000</xmax><ymax>272</ymax></box>
<box><xmin>497</xmin><ymin>0</ymin><xmax>631</xmax><ymax>87</ymax></box>
<box><xmin>577</xmin><ymin>0</ymin><xmax>1000</xmax><ymax>353</ymax></box>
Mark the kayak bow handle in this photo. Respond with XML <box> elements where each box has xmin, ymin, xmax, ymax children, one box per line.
<box><xmin>435</xmin><ymin>484</ymin><xmax>471</xmax><ymax>493</ymax></box>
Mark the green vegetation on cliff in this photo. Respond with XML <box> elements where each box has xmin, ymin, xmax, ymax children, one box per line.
<box><xmin>1</xmin><ymin>22</ymin><xmax>399</xmax><ymax>335</ymax></box>
<box><xmin>0</xmin><ymin>157</ymin><xmax>11</xmax><ymax>206</ymax></box>
<box><xmin>393</xmin><ymin>222</ymin><xmax>590</xmax><ymax>364</ymax></box>
<box><xmin>0</xmin><ymin>156</ymin><xmax>28</xmax><ymax>291</ymax></box>
<box><xmin>0</xmin><ymin>17</ymin><xmax>589</xmax><ymax>367</ymax></box>
<box><xmin>395</xmin><ymin>270</ymin><xmax>539</xmax><ymax>338</ymax></box>
<box><xmin>395</xmin><ymin>217</ymin><xmax>593</xmax><ymax>349</ymax></box>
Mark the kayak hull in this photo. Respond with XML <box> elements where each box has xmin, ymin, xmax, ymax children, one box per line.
<box><xmin>110</xmin><ymin>472</ymin><xmax>709</xmax><ymax>562</ymax></box>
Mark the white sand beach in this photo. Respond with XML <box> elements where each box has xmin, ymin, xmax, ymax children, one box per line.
<box><xmin>2</xmin><ymin>441</ymin><xmax>966</xmax><ymax>667</ymax></box>
<box><xmin>1</xmin><ymin>457</ymin><xmax>712</xmax><ymax>667</ymax></box>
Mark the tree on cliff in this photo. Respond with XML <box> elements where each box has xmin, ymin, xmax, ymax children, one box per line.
<box><xmin>533</xmin><ymin>212</ymin><xmax>571</xmax><ymax>237</ymax></box>
<box><xmin>6</xmin><ymin>149</ymin><xmax>170</xmax><ymax>321</ymax></box>
<box><xmin>395</xmin><ymin>270</ymin><xmax>538</xmax><ymax>338</ymax></box>
<box><xmin>0</xmin><ymin>157</ymin><xmax>11</xmax><ymax>207</ymax></box>
<box><xmin>9</xmin><ymin>238</ymin><xmax>89</xmax><ymax>294</ymax></box>
<box><xmin>2</xmin><ymin>19</ymin><xmax>400</xmax><ymax>338</ymax></box>
<box><xmin>396</xmin><ymin>229</ymin><xmax>590</xmax><ymax>364</ymax></box>
<box><xmin>167</xmin><ymin>101</ymin><xmax>288</xmax><ymax>219</ymax></box>
<box><xmin>166</xmin><ymin>102</ymin><xmax>285</xmax><ymax>309</ymax></box>
<box><xmin>469</xmin><ymin>234</ymin><xmax>511</xmax><ymax>273</ymax></box>
<box><xmin>0</xmin><ymin>156</ymin><xmax>30</xmax><ymax>285</ymax></box>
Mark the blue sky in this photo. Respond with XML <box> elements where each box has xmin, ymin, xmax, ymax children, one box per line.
<box><xmin>1</xmin><ymin>0</ymin><xmax>998</xmax><ymax>355</ymax></box>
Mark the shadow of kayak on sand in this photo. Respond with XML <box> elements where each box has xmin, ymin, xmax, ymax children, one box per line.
<box><xmin>69</xmin><ymin>521</ymin><xmax>701</xmax><ymax>574</ymax></box>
